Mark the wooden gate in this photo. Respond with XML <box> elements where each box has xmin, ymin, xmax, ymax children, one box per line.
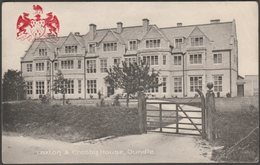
<box><xmin>146</xmin><ymin>101</ymin><xmax>205</xmax><ymax>136</ymax></box>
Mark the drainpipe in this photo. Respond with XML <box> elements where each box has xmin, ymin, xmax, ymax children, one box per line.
<box><xmin>84</xmin><ymin>56</ymin><xmax>86</xmax><ymax>99</ymax></box>
<box><xmin>182</xmin><ymin>53</ymin><xmax>185</xmax><ymax>97</ymax></box>
<box><xmin>229</xmin><ymin>50</ymin><xmax>232</xmax><ymax>96</ymax></box>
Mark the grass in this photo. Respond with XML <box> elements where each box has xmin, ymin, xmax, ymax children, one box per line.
<box><xmin>3</xmin><ymin>101</ymin><xmax>140</xmax><ymax>142</ymax></box>
<box><xmin>212</xmin><ymin>109</ymin><xmax>259</xmax><ymax>162</ymax></box>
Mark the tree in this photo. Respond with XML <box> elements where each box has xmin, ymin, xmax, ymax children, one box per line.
<box><xmin>2</xmin><ymin>69</ymin><xmax>26</xmax><ymax>101</ymax></box>
<box><xmin>105</xmin><ymin>61</ymin><xmax>161</xmax><ymax>107</ymax></box>
<box><xmin>52</xmin><ymin>70</ymin><xmax>68</xmax><ymax>105</ymax></box>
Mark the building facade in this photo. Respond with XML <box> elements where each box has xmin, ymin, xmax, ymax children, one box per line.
<box><xmin>21</xmin><ymin>18</ymin><xmax>239</xmax><ymax>99</ymax></box>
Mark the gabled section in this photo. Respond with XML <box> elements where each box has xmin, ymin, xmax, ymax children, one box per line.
<box><xmin>187</xmin><ymin>26</ymin><xmax>211</xmax><ymax>42</ymax></box>
<box><xmin>142</xmin><ymin>25</ymin><xmax>169</xmax><ymax>42</ymax></box>
<box><xmin>59</xmin><ymin>32</ymin><xmax>84</xmax><ymax>48</ymax></box>
<box><xmin>33</xmin><ymin>41</ymin><xmax>51</xmax><ymax>54</ymax></box>
<box><xmin>99</xmin><ymin>30</ymin><xmax>124</xmax><ymax>44</ymax></box>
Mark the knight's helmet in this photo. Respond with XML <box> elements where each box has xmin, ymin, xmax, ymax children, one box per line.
<box><xmin>33</xmin><ymin>5</ymin><xmax>43</xmax><ymax>15</ymax></box>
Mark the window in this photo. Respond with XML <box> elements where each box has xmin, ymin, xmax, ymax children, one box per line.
<box><xmin>39</xmin><ymin>48</ymin><xmax>47</xmax><ymax>56</ymax></box>
<box><xmin>114</xmin><ymin>58</ymin><xmax>120</xmax><ymax>65</ymax></box>
<box><xmin>103</xmin><ymin>42</ymin><xmax>117</xmax><ymax>52</ymax></box>
<box><xmin>26</xmin><ymin>81</ymin><xmax>33</xmax><ymax>95</ymax></box>
<box><xmin>191</xmin><ymin>37</ymin><xmax>203</xmax><ymax>46</ymax></box>
<box><xmin>213</xmin><ymin>53</ymin><xmax>222</xmax><ymax>64</ymax></box>
<box><xmin>125</xmin><ymin>57</ymin><xmax>136</xmax><ymax>65</ymax></box>
<box><xmin>36</xmin><ymin>81</ymin><xmax>44</xmax><ymax>94</ymax></box>
<box><xmin>36</xmin><ymin>63</ymin><xmax>44</xmax><ymax>71</ymax></box>
<box><xmin>47</xmin><ymin>61</ymin><xmax>50</xmax><ymax>71</ymax></box>
<box><xmin>65</xmin><ymin>45</ymin><xmax>77</xmax><ymax>54</ymax></box>
<box><xmin>89</xmin><ymin>43</ymin><xmax>96</xmax><ymax>53</ymax></box>
<box><xmin>146</xmin><ymin>39</ymin><xmax>160</xmax><ymax>48</ymax></box>
<box><xmin>174</xmin><ymin>77</ymin><xmax>182</xmax><ymax>93</ymax></box>
<box><xmin>78</xmin><ymin>60</ymin><xmax>81</xmax><ymax>69</ymax></box>
<box><xmin>65</xmin><ymin>80</ymin><xmax>74</xmax><ymax>94</ymax></box>
<box><xmin>163</xmin><ymin>55</ymin><xmax>167</xmax><ymax>65</ymax></box>
<box><xmin>87</xmin><ymin>80</ymin><xmax>97</xmax><ymax>94</ymax></box>
<box><xmin>86</xmin><ymin>60</ymin><xmax>96</xmax><ymax>73</ymax></box>
<box><xmin>54</xmin><ymin>62</ymin><xmax>58</xmax><ymax>70</ymax></box>
<box><xmin>175</xmin><ymin>38</ymin><xmax>183</xmax><ymax>48</ymax></box>
<box><xmin>143</xmin><ymin>55</ymin><xmax>158</xmax><ymax>65</ymax></box>
<box><xmin>148</xmin><ymin>78</ymin><xmax>159</xmax><ymax>93</ymax></box>
<box><xmin>129</xmin><ymin>40</ymin><xmax>138</xmax><ymax>50</ymax></box>
<box><xmin>190</xmin><ymin>54</ymin><xmax>202</xmax><ymax>64</ymax></box>
<box><xmin>174</xmin><ymin>55</ymin><xmax>182</xmax><ymax>65</ymax></box>
<box><xmin>213</xmin><ymin>75</ymin><xmax>223</xmax><ymax>92</ymax></box>
<box><xmin>47</xmin><ymin>80</ymin><xmax>50</xmax><ymax>93</ymax></box>
<box><xmin>190</xmin><ymin>76</ymin><xmax>202</xmax><ymax>92</ymax></box>
<box><xmin>162</xmin><ymin>77</ymin><xmax>167</xmax><ymax>93</ymax></box>
<box><xmin>61</xmin><ymin>60</ymin><xmax>74</xmax><ymax>69</ymax></box>
<box><xmin>100</xmin><ymin>59</ymin><xmax>108</xmax><ymax>73</ymax></box>
<box><xmin>78</xmin><ymin>80</ymin><xmax>82</xmax><ymax>94</ymax></box>
<box><xmin>27</xmin><ymin>64</ymin><xmax>32</xmax><ymax>72</ymax></box>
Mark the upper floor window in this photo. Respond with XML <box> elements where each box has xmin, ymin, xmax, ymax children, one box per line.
<box><xmin>174</xmin><ymin>55</ymin><xmax>182</xmax><ymax>65</ymax></box>
<box><xmin>36</xmin><ymin>62</ymin><xmax>44</xmax><ymax>71</ymax></box>
<box><xmin>86</xmin><ymin>60</ymin><xmax>96</xmax><ymax>73</ymax></box>
<box><xmin>54</xmin><ymin>62</ymin><xmax>58</xmax><ymax>70</ymax></box>
<box><xmin>47</xmin><ymin>61</ymin><xmax>50</xmax><ymax>71</ymax></box>
<box><xmin>190</xmin><ymin>54</ymin><xmax>202</xmax><ymax>64</ymax></box>
<box><xmin>143</xmin><ymin>55</ymin><xmax>158</xmax><ymax>66</ymax></box>
<box><xmin>146</xmin><ymin>39</ymin><xmax>160</xmax><ymax>48</ymax></box>
<box><xmin>213</xmin><ymin>53</ymin><xmax>222</xmax><ymax>64</ymax></box>
<box><xmin>163</xmin><ymin>55</ymin><xmax>167</xmax><ymax>65</ymax></box>
<box><xmin>100</xmin><ymin>59</ymin><xmax>108</xmax><ymax>73</ymax></box>
<box><xmin>129</xmin><ymin>40</ymin><xmax>138</xmax><ymax>50</ymax></box>
<box><xmin>89</xmin><ymin>43</ymin><xmax>96</xmax><ymax>53</ymax></box>
<box><xmin>103</xmin><ymin>42</ymin><xmax>117</xmax><ymax>52</ymax></box>
<box><xmin>61</xmin><ymin>60</ymin><xmax>74</xmax><ymax>69</ymax></box>
<box><xmin>39</xmin><ymin>48</ymin><xmax>47</xmax><ymax>56</ymax></box>
<box><xmin>27</xmin><ymin>64</ymin><xmax>32</xmax><ymax>72</ymax></box>
<box><xmin>65</xmin><ymin>45</ymin><xmax>77</xmax><ymax>54</ymax></box>
<box><xmin>175</xmin><ymin>38</ymin><xmax>183</xmax><ymax>48</ymax></box>
<box><xmin>191</xmin><ymin>37</ymin><xmax>203</xmax><ymax>46</ymax></box>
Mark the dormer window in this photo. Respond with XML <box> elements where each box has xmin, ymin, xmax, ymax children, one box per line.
<box><xmin>89</xmin><ymin>43</ymin><xmax>96</xmax><ymax>53</ymax></box>
<box><xmin>39</xmin><ymin>48</ymin><xmax>47</xmax><ymax>56</ymax></box>
<box><xmin>65</xmin><ymin>45</ymin><xmax>78</xmax><ymax>54</ymax></box>
<box><xmin>146</xmin><ymin>39</ymin><xmax>160</xmax><ymax>48</ymax></box>
<box><xmin>175</xmin><ymin>38</ymin><xmax>183</xmax><ymax>48</ymax></box>
<box><xmin>129</xmin><ymin>40</ymin><xmax>138</xmax><ymax>50</ymax></box>
<box><xmin>191</xmin><ymin>37</ymin><xmax>203</xmax><ymax>46</ymax></box>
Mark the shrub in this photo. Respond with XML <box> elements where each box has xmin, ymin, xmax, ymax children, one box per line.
<box><xmin>3</xmin><ymin>101</ymin><xmax>139</xmax><ymax>142</ymax></box>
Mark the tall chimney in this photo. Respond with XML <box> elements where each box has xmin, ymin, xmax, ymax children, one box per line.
<box><xmin>142</xmin><ymin>18</ymin><xmax>149</xmax><ymax>32</ymax></box>
<box><xmin>89</xmin><ymin>24</ymin><xmax>96</xmax><ymax>40</ymax></box>
<box><xmin>117</xmin><ymin>22</ymin><xmax>123</xmax><ymax>33</ymax></box>
<box><xmin>210</xmin><ymin>19</ymin><xmax>220</xmax><ymax>24</ymax></box>
<box><xmin>177</xmin><ymin>23</ymin><xmax>182</xmax><ymax>27</ymax></box>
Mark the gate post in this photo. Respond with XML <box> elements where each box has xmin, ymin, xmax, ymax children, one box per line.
<box><xmin>176</xmin><ymin>104</ymin><xmax>179</xmax><ymax>133</ymax></box>
<box><xmin>138</xmin><ymin>90</ymin><xmax>147</xmax><ymax>134</ymax></box>
<box><xmin>195</xmin><ymin>89</ymin><xmax>206</xmax><ymax>139</ymax></box>
<box><xmin>205</xmin><ymin>82</ymin><xmax>216</xmax><ymax>143</ymax></box>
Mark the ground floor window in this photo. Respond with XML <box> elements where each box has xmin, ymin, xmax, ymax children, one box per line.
<box><xmin>26</xmin><ymin>81</ymin><xmax>33</xmax><ymax>95</ymax></box>
<box><xmin>66</xmin><ymin>80</ymin><xmax>74</xmax><ymax>94</ymax></box>
<box><xmin>174</xmin><ymin>77</ymin><xmax>182</xmax><ymax>93</ymax></box>
<box><xmin>78</xmin><ymin>80</ymin><xmax>82</xmax><ymax>94</ymax></box>
<box><xmin>190</xmin><ymin>76</ymin><xmax>202</xmax><ymax>92</ymax></box>
<box><xmin>87</xmin><ymin>80</ymin><xmax>97</xmax><ymax>94</ymax></box>
<box><xmin>47</xmin><ymin>80</ymin><xmax>50</xmax><ymax>93</ymax></box>
<box><xmin>213</xmin><ymin>75</ymin><xmax>223</xmax><ymax>92</ymax></box>
<box><xmin>162</xmin><ymin>77</ymin><xmax>167</xmax><ymax>93</ymax></box>
<box><xmin>148</xmin><ymin>78</ymin><xmax>159</xmax><ymax>93</ymax></box>
<box><xmin>36</xmin><ymin>81</ymin><xmax>45</xmax><ymax>94</ymax></box>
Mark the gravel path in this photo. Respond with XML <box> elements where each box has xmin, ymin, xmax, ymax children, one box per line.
<box><xmin>2</xmin><ymin>133</ymin><xmax>213</xmax><ymax>163</ymax></box>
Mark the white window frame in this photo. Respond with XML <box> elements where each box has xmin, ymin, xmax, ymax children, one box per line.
<box><xmin>213</xmin><ymin>53</ymin><xmax>222</xmax><ymax>64</ymax></box>
<box><xmin>174</xmin><ymin>77</ymin><xmax>182</xmax><ymax>93</ymax></box>
<box><xmin>143</xmin><ymin>55</ymin><xmax>159</xmax><ymax>66</ymax></box>
<box><xmin>65</xmin><ymin>79</ymin><xmax>74</xmax><ymax>94</ymax></box>
<box><xmin>27</xmin><ymin>63</ymin><xmax>32</xmax><ymax>72</ymax></box>
<box><xmin>39</xmin><ymin>48</ymin><xmax>47</xmax><ymax>56</ymax></box>
<box><xmin>78</xmin><ymin>60</ymin><xmax>82</xmax><ymax>69</ymax></box>
<box><xmin>78</xmin><ymin>79</ymin><xmax>82</xmax><ymax>94</ymax></box>
<box><xmin>103</xmin><ymin>42</ymin><xmax>117</xmax><ymax>52</ymax></box>
<box><xmin>173</xmin><ymin>55</ymin><xmax>182</xmax><ymax>65</ymax></box>
<box><xmin>26</xmin><ymin>81</ymin><xmax>33</xmax><ymax>95</ymax></box>
<box><xmin>189</xmin><ymin>53</ymin><xmax>202</xmax><ymax>64</ymax></box>
<box><xmin>113</xmin><ymin>58</ymin><xmax>120</xmax><ymax>65</ymax></box>
<box><xmin>88</xmin><ymin>43</ymin><xmax>96</xmax><ymax>54</ymax></box>
<box><xmin>65</xmin><ymin>45</ymin><xmax>78</xmax><ymax>54</ymax></box>
<box><xmin>213</xmin><ymin>75</ymin><xmax>223</xmax><ymax>92</ymax></box>
<box><xmin>36</xmin><ymin>81</ymin><xmax>45</xmax><ymax>94</ymax></box>
<box><xmin>86</xmin><ymin>60</ymin><xmax>96</xmax><ymax>73</ymax></box>
<box><xmin>163</xmin><ymin>55</ymin><xmax>167</xmax><ymax>65</ymax></box>
<box><xmin>36</xmin><ymin>62</ymin><xmax>44</xmax><ymax>71</ymax></box>
<box><xmin>61</xmin><ymin>60</ymin><xmax>74</xmax><ymax>69</ymax></box>
<box><xmin>129</xmin><ymin>40</ymin><xmax>138</xmax><ymax>51</ymax></box>
<box><xmin>175</xmin><ymin>38</ymin><xmax>183</xmax><ymax>48</ymax></box>
<box><xmin>145</xmin><ymin>39</ymin><xmax>161</xmax><ymax>48</ymax></box>
<box><xmin>189</xmin><ymin>76</ymin><xmax>203</xmax><ymax>92</ymax></box>
<box><xmin>100</xmin><ymin>59</ymin><xmax>108</xmax><ymax>73</ymax></box>
<box><xmin>87</xmin><ymin>80</ymin><xmax>97</xmax><ymax>94</ymax></box>
<box><xmin>162</xmin><ymin>77</ymin><xmax>167</xmax><ymax>93</ymax></box>
<box><xmin>191</xmin><ymin>36</ymin><xmax>203</xmax><ymax>46</ymax></box>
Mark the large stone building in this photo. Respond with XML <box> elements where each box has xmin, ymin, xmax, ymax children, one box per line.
<box><xmin>21</xmin><ymin>18</ymin><xmax>239</xmax><ymax>99</ymax></box>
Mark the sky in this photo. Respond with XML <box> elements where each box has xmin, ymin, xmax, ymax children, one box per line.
<box><xmin>2</xmin><ymin>2</ymin><xmax>258</xmax><ymax>77</ymax></box>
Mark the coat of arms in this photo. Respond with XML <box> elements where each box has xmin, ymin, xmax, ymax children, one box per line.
<box><xmin>16</xmin><ymin>5</ymin><xmax>60</xmax><ymax>41</ymax></box>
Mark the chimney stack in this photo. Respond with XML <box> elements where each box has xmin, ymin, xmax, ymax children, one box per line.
<box><xmin>89</xmin><ymin>24</ymin><xmax>96</xmax><ymax>40</ymax></box>
<box><xmin>177</xmin><ymin>23</ymin><xmax>182</xmax><ymax>27</ymax></box>
<box><xmin>74</xmin><ymin>32</ymin><xmax>80</xmax><ymax>36</ymax></box>
<box><xmin>210</xmin><ymin>19</ymin><xmax>220</xmax><ymax>24</ymax></box>
<box><xmin>117</xmin><ymin>22</ymin><xmax>123</xmax><ymax>33</ymax></box>
<box><xmin>142</xmin><ymin>18</ymin><xmax>149</xmax><ymax>32</ymax></box>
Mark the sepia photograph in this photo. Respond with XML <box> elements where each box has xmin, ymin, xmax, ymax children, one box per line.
<box><xmin>1</xmin><ymin>1</ymin><xmax>259</xmax><ymax>163</ymax></box>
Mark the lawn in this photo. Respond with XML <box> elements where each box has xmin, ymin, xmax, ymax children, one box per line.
<box><xmin>3</xmin><ymin>101</ymin><xmax>140</xmax><ymax>142</ymax></box>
